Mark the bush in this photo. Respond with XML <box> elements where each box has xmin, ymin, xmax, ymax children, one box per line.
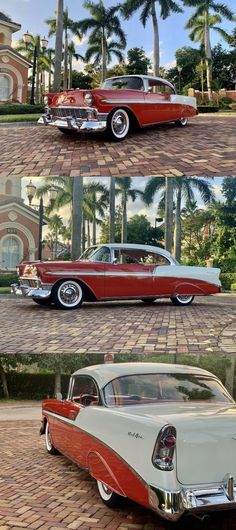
<box><xmin>1</xmin><ymin>373</ymin><xmax>70</xmax><ymax>400</ymax></box>
<box><xmin>0</xmin><ymin>104</ymin><xmax>44</xmax><ymax>115</ymax></box>
<box><xmin>220</xmin><ymin>273</ymin><xmax>236</xmax><ymax>291</ymax></box>
<box><xmin>231</xmin><ymin>283</ymin><xmax>236</xmax><ymax>291</ymax></box>
<box><xmin>0</xmin><ymin>273</ymin><xmax>18</xmax><ymax>287</ymax></box>
<box><xmin>197</xmin><ymin>106</ymin><xmax>219</xmax><ymax>113</ymax></box>
<box><xmin>218</xmin><ymin>96</ymin><xmax>234</xmax><ymax>109</ymax></box>
<box><xmin>230</xmin><ymin>103</ymin><xmax>236</xmax><ymax>111</ymax></box>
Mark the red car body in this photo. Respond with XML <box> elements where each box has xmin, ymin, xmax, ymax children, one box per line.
<box><xmin>38</xmin><ymin>75</ymin><xmax>197</xmax><ymax>141</ymax></box>
<box><xmin>12</xmin><ymin>244</ymin><xmax>221</xmax><ymax>310</ymax></box>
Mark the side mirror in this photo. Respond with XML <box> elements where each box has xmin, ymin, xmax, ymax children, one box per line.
<box><xmin>55</xmin><ymin>392</ymin><xmax>63</xmax><ymax>400</ymax></box>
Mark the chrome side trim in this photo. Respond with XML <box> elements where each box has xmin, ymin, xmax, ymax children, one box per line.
<box><xmin>45</xmin><ymin>270</ymin><xmax>153</xmax><ymax>277</ymax></box>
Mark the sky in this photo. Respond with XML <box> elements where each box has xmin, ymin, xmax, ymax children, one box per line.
<box><xmin>1</xmin><ymin>0</ymin><xmax>235</xmax><ymax>71</ymax></box>
<box><xmin>21</xmin><ymin>177</ymin><xmax>224</xmax><ymax>237</ymax></box>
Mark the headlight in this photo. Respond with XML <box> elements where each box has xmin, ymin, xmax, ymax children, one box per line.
<box><xmin>44</xmin><ymin>95</ymin><xmax>49</xmax><ymax>105</ymax></box>
<box><xmin>32</xmin><ymin>266</ymin><xmax>39</xmax><ymax>276</ymax></box>
<box><xmin>84</xmin><ymin>92</ymin><xmax>93</xmax><ymax>105</ymax></box>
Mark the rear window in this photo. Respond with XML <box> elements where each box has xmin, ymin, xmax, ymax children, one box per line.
<box><xmin>103</xmin><ymin>373</ymin><xmax>233</xmax><ymax>406</ymax></box>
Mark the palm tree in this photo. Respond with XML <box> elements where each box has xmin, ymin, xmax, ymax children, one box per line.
<box><xmin>184</xmin><ymin>0</ymin><xmax>234</xmax><ymax>99</ymax></box>
<box><xmin>109</xmin><ymin>178</ymin><xmax>116</xmax><ymax>243</ymax></box>
<box><xmin>122</xmin><ymin>0</ymin><xmax>183</xmax><ymax>76</ymax></box>
<box><xmin>78</xmin><ymin>0</ymin><xmax>126</xmax><ymax>82</ymax></box>
<box><xmin>85</xmin><ymin>33</ymin><xmax>125</xmax><ymax>69</ymax></box>
<box><xmin>143</xmin><ymin>177</ymin><xmax>215</xmax><ymax>260</ymax></box>
<box><xmin>115</xmin><ymin>177</ymin><xmax>143</xmax><ymax>243</ymax></box>
<box><xmin>68</xmin><ymin>42</ymin><xmax>84</xmax><ymax>88</ymax></box>
<box><xmin>16</xmin><ymin>36</ymin><xmax>52</xmax><ymax>102</ymax></box>
<box><xmin>46</xmin><ymin>214</ymin><xmax>64</xmax><ymax>258</ymax></box>
<box><xmin>53</xmin><ymin>0</ymin><xmax>64</xmax><ymax>91</ymax></box>
<box><xmin>46</xmin><ymin>7</ymin><xmax>82</xmax><ymax>89</ymax></box>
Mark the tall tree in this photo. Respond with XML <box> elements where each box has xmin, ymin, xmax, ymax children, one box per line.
<box><xmin>184</xmin><ymin>0</ymin><xmax>234</xmax><ymax>99</ymax></box>
<box><xmin>122</xmin><ymin>0</ymin><xmax>182</xmax><ymax>76</ymax></box>
<box><xmin>115</xmin><ymin>177</ymin><xmax>143</xmax><ymax>243</ymax></box>
<box><xmin>85</xmin><ymin>33</ymin><xmax>125</xmax><ymax>69</ymax></box>
<box><xmin>53</xmin><ymin>0</ymin><xmax>64</xmax><ymax>91</ymax></box>
<box><xmin>78</xmin><ymin>1</ymin><xmax>126</xmax><ymax>81</ymax></box>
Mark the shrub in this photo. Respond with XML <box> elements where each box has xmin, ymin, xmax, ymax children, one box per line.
<box><xmin>231</xmin><ymin>283</ymin><xmax>236</xmax><ymax>291</ymax></box>
<box><xmin>0</xmin><ymin>104</ymin><xmax>44</xmax><ymax>115</ymax></box>
<box><xmin>197</xmin><ymin>105</ymin><xmax>219</xmax><ymax>113</ymax></box>
<box><xmin>230</xmin><ymin>103</ymin><xmax>236</xmax><ymax>111</ymax></box>
<box><xmin>2</xmin><ymin>373</ymin><xmax>70</xmax><ymax>400</ymax></box>
<box><xmin>0</xmin><ymin>273</ymin><xmax>18</xmax><ymax>287</ymax></box>
<box><xmin>220</xmin><ymin>273</ymin><xmax>236</xmax><ymax>291</ymax></box>
<box><xmin>218</xmin><ymin>96</ymin><xmax>234</xmax><ymax>109</ymax></box>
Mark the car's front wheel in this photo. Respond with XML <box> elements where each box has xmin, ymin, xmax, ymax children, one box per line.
<box><xmin>175</xmin><ymin>117</ymin><xmax>188</xmax><ymax>127</ymax></box>
<box><xmin>45</xmin><ymin>422</ymin><xmax>59</xmax><ymax>455</ymax></box>
<box><xmin>107</xmin><ymin>108</ymin><xmax>130</xmax><ymax>141</ymax></box>
<box><xmin>52</xmin><ymin>280</ymin><xmax>84</xmax><ymax>310</ymax></box>
<box><xmin>97</xmin><ymin>480</ymin><xmax>123</xmax><ymax>508</ymax></box>
<box><xmin>32</xmin><ymin>297</ymin><xmax>52</xmax><ymax>306</ymax></box>
<box><xmin>171</xmin><ymin>295</ymin><xmax>194</xmax><ymax>306</ymax></box>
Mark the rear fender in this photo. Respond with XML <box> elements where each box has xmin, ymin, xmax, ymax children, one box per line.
<box><xmin>87</xmin><ymin>450</ymin><xmax>126</xmax><ymax>496</ymax></box>
<box><xmin>174</xmin><ymin>282</ymin><xmax>205</xmax><ymax>296</ymax></box>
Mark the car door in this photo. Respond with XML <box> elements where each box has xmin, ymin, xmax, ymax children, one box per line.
<box><xmin>143</xmin><ymin>80</ymin><xmax>179</xmax><ymax>124</ymax></box>
<box><xmin>104</xmin><ymin>248</ymin><xmax>156</xmax><ymax>298</ymax></box>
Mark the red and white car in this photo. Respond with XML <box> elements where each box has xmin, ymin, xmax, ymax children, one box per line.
<box><xmin>38</xmin><ymin>75</ymin><xmax>197</xmax><ymax>141</ymax></box>
<box><xmin>40</xmin><ymin>362</ymin><xmax>236</xmax><ymax>521</ymax></box>
<box><xmin>12</xmin><ymin>244</ymin><xmax>221</xmax><ymax>310</ymax></box>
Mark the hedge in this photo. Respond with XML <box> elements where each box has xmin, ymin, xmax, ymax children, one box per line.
<box><xmin>0</xmin><ymin>104</ymin><xmax>44</xmax><ymax>115</ymax></box>
<box><xmin>220</xmin><ymin>273</ymin><xmax>236</xmax><ymax>291</ymax></box>
<box><xmin>1</xmin><ymin>373</ymin><xmax>70</xmax><ymax>400</ymax></box>
<box><xmin>197</xmin><ymin>106</ymin><xmax>219</xmax><ymax>113</ymax></box>
<box><xmin>0</xmin><ymin>274</ymin><xmax>18</xmax><ymax>287</ymax></box>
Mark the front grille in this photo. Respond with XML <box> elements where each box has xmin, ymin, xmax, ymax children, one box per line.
<box><xmin>20</xmin><ymin>278</ymin><xmax>38</xmax><ymax>288</ymax></box>
<box><xmin>50</xmin><ymin>107</ymin><xmax>89</xmax><ymax>120</ymax></box>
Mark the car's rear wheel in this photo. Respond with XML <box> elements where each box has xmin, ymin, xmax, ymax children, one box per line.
<box><xmin>52</xmin><ymin>280</ymin><xmax>83</xmax><ymax>310</ymax></box>
<box><xmin>175</xmin><ymin>117</ymin><xmax>188</xmax><ymax>127</ymax></box>
<box><xmin>171</xmin><ymin>295</ymin><xmax>194</xmax><ymax>306</ymax></box>
<box><xmin>32</xmin><ymin>297</ymin><xmax>52</xmax><ymax>306</ymax></box>
<box><xmin>45</xmin><ymin>422</ymin><xmax>59</xmax><ymax>455</ymax></box>
<box><xmin>97</xmin><ymin>480</ymin><xmax>123</xmax><ymax>508</ymax></box>
<box><xmin>107</xmin><ymin>108</ymin><xmax>130</xmax><ymax>141</ymax></box>
<box><xmin>141</xmin><ymin>298</ymin><xmax>156</xmax><ymax>304</ymax></box>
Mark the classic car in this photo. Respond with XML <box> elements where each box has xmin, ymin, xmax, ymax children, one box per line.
<box><xmin>11</xmin><ymin>243</ymin><xmax>221</xmax><ymax>310</ymax></box>
<box><xmin>40</xmin><ymin>362</ymin><xmax>236</xmax><ymax>521</ymax></box>
<box><xmin>38</xmin><ymin>75</ymin><xmax>197</xmax><ymax>141</ymax></box>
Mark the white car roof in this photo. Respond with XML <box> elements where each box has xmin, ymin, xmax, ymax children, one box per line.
<box><xmin>104</xmin><ymin>75</ymin><xmax>175</xmax><ymax>91</ymax></box>
<box><xmin>72</xmin><ymin>362</ymin><xmax>215</xmax><ymax>388</ymax></box>
<box><xmin>87</xmin><ymin>243</ymin><xmax>173</xmax><ymax>259</ymax></box>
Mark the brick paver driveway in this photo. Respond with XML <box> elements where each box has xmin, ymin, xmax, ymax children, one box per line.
<box><xmin>1</xmin><ymin>410</ymin><xmax>236</xmax><ymax>530</ymax></box>
<box><xmin>1</xmin><ymin>293</ymin><xmax>235</xmax><ymax>355</ymax></box>
<box><xmin>0</xmin><ymin>115</ymin><xmax>235</xmax><ymax>177</ymax></box>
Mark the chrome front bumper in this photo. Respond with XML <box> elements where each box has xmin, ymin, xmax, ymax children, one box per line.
<box><xmin>149</xmin><ymin>477</ymin><xmax>236</xmax><ymax>521</ymax></box>
<box><xmin>38</xmin><ymin>113</ymin><xmax>107</xmax><ymax>133</ymax></box>
<box><xmin>11</xmin><ymin>283</ymin><xmax>52</xmax><ymax>299</ymax></box>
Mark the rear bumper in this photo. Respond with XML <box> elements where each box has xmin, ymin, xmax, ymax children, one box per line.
<box><xmin>38</xmin><ymin>112</ymin><xmax>107</xmax><ymax>133</ymax></box>
<box><xmin>149</xmin><ymin>479</ymin><xmax>236</xmax><ymax>521</ymax></box>
<box><xmin>11</xmin><ymin>283</ymin><xmax>52</xmax><ymax>299</ymax></box>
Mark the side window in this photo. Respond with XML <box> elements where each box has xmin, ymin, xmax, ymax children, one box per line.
<box><xmin>71</xmin><ymin>376</ymin><xmax>99</xmax><ymax>406</ymax></box>
<box><xmin>148</xmin><ymin>80</ymin><xmax>175</xmax><ymax>95</ymax></box>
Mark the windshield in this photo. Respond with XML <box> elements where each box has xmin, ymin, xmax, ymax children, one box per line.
<box><xmin>103</xmin><ymin>373</ymin><xmax>233</xmax><ymax>406</ymax></box>
<box><xmin>79</xmin><ymin>246</ymin><xmax>111</xmax><ymax>263</ymax></box>
<box><xmin>102</xmin><ymin>76</ymin><xmax>144</xmax><ymax>91</ymax></box>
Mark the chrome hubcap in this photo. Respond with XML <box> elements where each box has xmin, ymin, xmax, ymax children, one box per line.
<box><xmin>180</xmin><ymin>117</ymin><xmax>187</xmax><ymax>125</ymax></box>
<box><xmin>112</xmin><ymin>111</ymin><xmax>128</xmax><ymax>137</ymax></box>
<box><xmin>58</xmin><ymin>282</ymin><xmax>81</xmax><ymax>306</ymax></box>
<box><xmin>102</xmin><ymin>484</ymin><xmax>112</xmax><ymax>495</ymax></box>
<box><xmin>177</xmin><ymin>295</ymin><xmax>193</xmax><ymax>303</ymax></box>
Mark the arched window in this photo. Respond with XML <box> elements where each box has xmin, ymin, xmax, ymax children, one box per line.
<box><xmin>1</xmin><ymin>236</ymin><xmax>21</xmax><ymax>269</ymax></box>
<box><xmin>0</xmin><ymin>74</ymin><xmax>11</xmax><ymax>100</ymax></box>
<box><xmin>5</xmin><ymin>179</ymin><xmax>12</xmax><ymax>195</ymax></box>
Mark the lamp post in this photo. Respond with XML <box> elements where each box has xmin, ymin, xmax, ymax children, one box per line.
<box><xmin>177</xmin><ymin>65</ymin><xmax>182</xmax><ymax>93</ymax></box>
<box><xmin>26</xmin><ymin>180</ymin><xmax>57</xmax><ymax>261</ymax></box>
<box><xmin>23</xmin><ymin>31</ymin><xmax>48</xmax><ymax>104</ymax></box>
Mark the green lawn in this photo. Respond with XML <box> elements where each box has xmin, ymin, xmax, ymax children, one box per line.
<box><xmin>0</xmin><ymin>114</ymin><xmax>41</xmax><ymax>123</ymax></box>
<box><xmin>0</xmin><ymin>287</ymin><xmax>11</xmax><ymax>294</ymax></box>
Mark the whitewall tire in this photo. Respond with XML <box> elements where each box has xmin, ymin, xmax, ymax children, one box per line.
<box><xmin>45</xmin><ymin>422</ymin><xmax>59</xmax><ymax>455</ymax></box>
<box><xmin>107</xmin><ymin>109</ymin><xmax>130</xmax><ymax>141</ymax></box>
<box><xmin>171</xmin><ymin>295</ymin><xmax>194</xmax><ymax>306</ymax></box>
<box><xmin>52</xmin><ymin>280</ymin><xmax>83</xmax><ymax>310</ymax></box>
<box><xmin>97</xmin><ymin>480</ymin><xmax>123</xmax><ymax>507</ymax></box>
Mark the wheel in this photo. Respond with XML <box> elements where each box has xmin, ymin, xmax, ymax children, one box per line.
<box><xmin>141</xmin><ymin>298</ymin><xmax>156</xmax><ymax>304</ymax></box>
<box><xmin>52</xmin><ymin>280</ymin><xmax>83</xmax><ymax>310</ymax></box>
<box><xmin>58</xmin><ymin>128</ymin><xmax>76</xmax><ymax>135</ymax></box>
<box><xmin>32</xmin><ymin>297</ymin><xmax>52</xmax><ymax>306</ymax></box>
<box><xmin>107</xmin><ymin>108</ymin><xmax>130</xmax><ymax>141</ymax></box>
<box><xmin>171</xmin><ymin>295</ymin><xmax>194</xmax><ymax>306</ymax></box>
<box><xmin>45</xmin><ymin>422</ymin><xmax>59</xmax><ymax>455</ymax></box>
<box><xmin>175</xmin><ymin>117</ymin><xmax>188</xmax><ymax>127</ymax></box>
<box><xmin>97</xmin><ymin>480</ymin><xmax>123</xmax><ymax>508</ymax></box>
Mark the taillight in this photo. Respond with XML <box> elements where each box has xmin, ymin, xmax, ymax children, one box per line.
<box><xmin>152</xmin><ymin>425</ymin><xmax>176</xmax><ymax>471</ymax></box>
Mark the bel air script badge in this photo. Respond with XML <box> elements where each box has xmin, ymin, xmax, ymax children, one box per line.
<box><xmin>128</xmin><ymin>431</ymin><xmax>144</xmax><ymax>439</ymax></box>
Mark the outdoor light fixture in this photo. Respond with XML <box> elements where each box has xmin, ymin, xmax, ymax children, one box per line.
<box><xmin>26</xmin><ymin>179</ymin><xmax>37</xmax><ymax>205</ymax></box>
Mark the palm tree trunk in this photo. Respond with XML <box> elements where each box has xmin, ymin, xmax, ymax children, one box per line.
<box><xmin>204</xmin><ymin>10</ymin><xmax>212</xmax><ymax>100</ymax></box>
<box><xmin>54</xmin><ymin>372</ymin><xmax>61</xmax><ymax>396</ymax></box>
<box><xmin>69</xmin><ymin>54</ymin><xmax>72</xmax><ymax>88</ymax></box>
<box><xmin>71</xmin><ymin>177</ymin><xmax>83</xmax><ymax>259</ymax></box>
<box><xmin>121</xmin><ymin>191</ymin><xmax>127</xmax><ymax>243</ymax></box>
<box><xmin>64</xmin><ymin>22</ymin><xmax>68</xmax><ymax>89</ymax></box>
<box><xmin>82</xmin><ymin>215</ymin><xmax>86</xmax><ymax>251</ymax></box>
<box><xmin>48</xmin><ymin>52</ymin><xmax>52</xmax><ymax>92</ymax></box>
<box><xmin>109</xmin><ymin>178</ymin><xmax>115</xmax><ymax>243</ymax></box>
<box><xmin>53</xmin><ymin>0</ymin><xmax>64</xmax><ymax>92</ymax></box>
<box><xmin>101</xmin><ymin>29</ymin><xmax>107</xmax><ymax>82</ymax></box>
<box><xmin>151</xmin><ymin>1</ymin><xmax>160</xmax><ymax>76</ymax></box>
<box><xmin>165</xmin><ymin>177</ymin><xmax>174</xmax><ymax>252</ymax></box>
<box><xmin>92</xmin><ymin>192</ymin><xmax>96</xmax><ymax>245</ymax></box>
<box><xmin>0</xmin><ymin>364</ymin><xmax>9</xmax><ymax>399</ymax></box>
<box><xmin>36</xmin><ymin>37</ymin><xmax>40</xmax><ymax>104</ymax></box>
<box><xmin>87</xmin><ymin>220</ymin><xmax>91</xmax><ymax>247</ymax></box>
<box><xmin>174</xmin><ymin>187</ymin><xmax>182</xmax><ymax>261</ymax></box>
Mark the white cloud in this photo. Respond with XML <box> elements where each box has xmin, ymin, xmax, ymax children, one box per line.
<box><xmin>73</xmin><ymin>35</ymin><xmax>87</xmax><ymax>47</ymax></box>
<box><xmin>164</xmin><ymin>59</ymin><xmax>176</xmax><ymax>70</ymax></box>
